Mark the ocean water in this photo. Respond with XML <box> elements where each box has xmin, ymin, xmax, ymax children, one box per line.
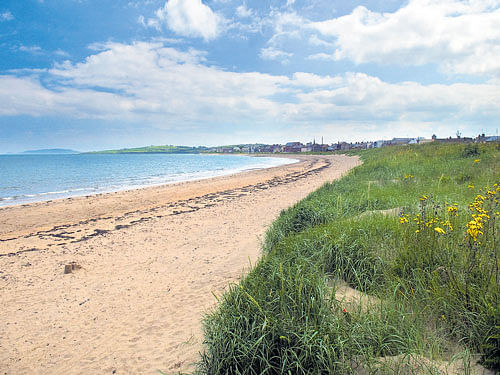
<box><xmin>0</xmin><ymin>153</ymin><xmax>296</xmax><ymax>207</ymax></box>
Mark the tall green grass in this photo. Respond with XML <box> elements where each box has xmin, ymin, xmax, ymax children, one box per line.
<box><xmin>194</xmin><ymin>142</ymin><xmax>499</xmax><ymax>374</ymax></box>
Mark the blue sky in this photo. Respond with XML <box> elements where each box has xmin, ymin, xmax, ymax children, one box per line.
<box><xmin>1</xmin><ymin>0</ymin><xmax>499</xmax><ymax>152</ymax></box>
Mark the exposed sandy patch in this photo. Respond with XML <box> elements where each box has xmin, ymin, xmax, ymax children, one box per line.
<box><xmin>0</xmin><ymin>154</ymin><xmax>360</xmax><ymax>374</ymax></box>
<box><xmin>332</xmin><ymin>280</ymin><xmax>380</xmax><ymax>313</ymax></box>
<box><xmin>332</xmin><ymin>281</ymin><xmax>493</xmax><ymax>375</ymax></box>
<box><xmin>358</xmin><ymin>353</ymin><xmax>494</xmax><ymax>375</ymax></box>
<box><xmin>358</xmin><ymin>207</ymin><xmax>401</xmax><ymax>218</ymax></box>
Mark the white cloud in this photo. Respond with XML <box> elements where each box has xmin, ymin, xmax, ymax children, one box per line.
<box><xmin>236</xmin><ymin>4</ymin><xmax>252</xmax><ymax>18</ymax></box>
<box><xmin>54</xmin><ymin>49</ymin><xmax>70</xmax><ymax>57</ymax></box>
<box><xmin>18</xmin><ymin>45</ymin><xmax>42</xmax><ymax>54</ymax></box>
<box><xmin>309</xmin><ymin>0</ymin><xmax>500</xmax><ymax>77</ymax></box>
<box><xmin>292</xmin><ymin>72</ymin><xmax>500</xmax><ymax>123</ymax></box>
<box><xmin>155</xmin><ymin>0</ymin><xmax>221</xmax><ymax>41</ymax></box>
<box><xmin>127</xmin><ymin>0</ymin><xmax>156</xmax><ymax>8</ymax></box>
<box><xmin>0</xmin><ymin>11</ymin><xmax>13</xmax><ymax>21</ymax></box>
<box><xmin>259</xmin><ymin>46</ymin><xmax>293</xmax><ymax>62</ymax></box>
<box><xmin>308</xmin><ymin>34</ymin><xmax>333</xmax><ymax>48</ymax></box>
<box><xmin>1</xmin><ymin>42</ymin><xmax>499</xmax><ymax>139</ymax></box>
<box><xmin>0</xmin><ymin>75</ymin><xmax>133</xmax><ymax>118</ymax></box>
<box><xmin>271</xmin><ymin>10</ymin><xmax>305</xmax><ymax>34</ymax></box>
<box><xmin>307</xmin><ymin>52</ymin><xmax>335</xmax><ymax>61</ymax></box>
<box><xmin>41</xmin><ymin>42</ymin><xmax>289</xmax><ymax>122</ymax></box>
<box><xmin>257</xmin><ymin>10</ymin><xmax>306</xmax><ymax>62</ymax></box>
<box><xmin>230</xmin><ymin>10</ymin><xmax>264</xmax><ymax>35</ymax></box>
<box><xmin>291</xmin><ymin>72</ymin><xmax>342</xmax><ymax>87</ymax></box>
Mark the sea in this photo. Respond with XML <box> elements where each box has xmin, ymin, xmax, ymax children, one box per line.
<box><xmin>0</xmin><ymin>153</ymin><xmax>297</xmax><ymax>207</ymax></box>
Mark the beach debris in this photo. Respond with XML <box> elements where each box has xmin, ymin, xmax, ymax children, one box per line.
<box><xmin>63</xmin><ymin>262</ymin><xmax>81</xmax><ymax>274</ymax></box>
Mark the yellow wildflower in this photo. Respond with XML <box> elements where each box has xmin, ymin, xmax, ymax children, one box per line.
<box><xmin>466</xmin><ymin>219</ymin><xmax>484</xmax><ymax>242</ymax></box>
<box><xmin>434</xmin><ymin>227</ymin><xmax>446</xmax><ymax>235</ymax></box>
<box><xmin>425</xmin><ymin>218</ymin><xmax>437</xmax><ymax>227</ymax></box>
<box><xmin>474</xmin><ymin>159</ymin><xmax>480</xmax><ymax>163</ymax></box>
<box><xmin>441</xmin><ymin>220</ymin><xmax>453</xmax><ymax>231</ymax></box>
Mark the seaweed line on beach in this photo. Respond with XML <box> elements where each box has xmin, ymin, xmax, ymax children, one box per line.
<box><xmin>0</xmin><ymin>157</ymin><xmax>332</xmax><ymax>255</ymax></box>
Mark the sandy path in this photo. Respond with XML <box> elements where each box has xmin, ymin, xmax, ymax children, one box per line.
<box><xmin>0</xmin><ymin>154</ymin><xmax>359</xmax><ymax>374</ymax></box>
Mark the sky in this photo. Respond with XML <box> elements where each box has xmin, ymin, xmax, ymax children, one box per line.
<box><xmin>1</xmin><ymin>0</ymin><xmax>499</xmax><ymax>152</ymax></box>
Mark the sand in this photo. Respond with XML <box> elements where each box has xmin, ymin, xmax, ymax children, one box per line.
<box><xmin>0</xmin><ymin>154</ymin><xmax>360</xmax><ymax>374</ymax></box>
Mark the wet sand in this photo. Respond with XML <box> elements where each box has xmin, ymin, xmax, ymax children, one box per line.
<box><xmin>0</xmin><ymin>154</ymin><xmax>360</xmax><ymax>374</ymax></box>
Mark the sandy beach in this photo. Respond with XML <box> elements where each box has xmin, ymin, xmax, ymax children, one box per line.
<box><xmin>0</xmin><ymin>154</ymin><xmax>360</xmax><ymax>374</ymax></box>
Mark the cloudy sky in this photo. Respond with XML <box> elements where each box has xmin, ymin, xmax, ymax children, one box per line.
<box><xmin>1</xmin><ymin>0</ymin><xmax>499</xmax><ymax>152</ymax></box>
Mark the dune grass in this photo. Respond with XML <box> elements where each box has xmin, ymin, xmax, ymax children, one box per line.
<box><xmin>194</xmin><ymin>142</ymin><xmax>499</xmax><ymax>374</ymax></box>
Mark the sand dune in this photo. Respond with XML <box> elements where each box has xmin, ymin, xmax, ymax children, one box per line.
<box><xmin>0</xmin><ymin>154</ymin><xmax>359</xmax><ymax>374</ymax></box>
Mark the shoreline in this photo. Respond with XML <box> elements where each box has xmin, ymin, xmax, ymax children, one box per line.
<box><xmin>0</xmin><ymin>154</ymin><xmax>360</xmax><ymax>374</ymax></box>
<box><xmin>0</xmin><ymin>154</ymin><xmax>298</xmax><ymax>209</ymax></box>
<box><xmin>0</xmin><ymin>154</ymin><xmax>303</xmax><ymax>242</ymax></box>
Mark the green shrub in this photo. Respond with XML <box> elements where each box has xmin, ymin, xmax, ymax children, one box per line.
<box><xmin>462</xmin><ymin>143</ymin><xmax>480</xmax><ymax>157</ymax></box>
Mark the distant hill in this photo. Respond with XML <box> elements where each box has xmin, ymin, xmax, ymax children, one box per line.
<box><xmin>23</xmin><ymin>148</ymin><xmax>79</xmax><ymax>154</ymax></box>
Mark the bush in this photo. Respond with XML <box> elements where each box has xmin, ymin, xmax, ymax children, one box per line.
<box><xmin>462</xmin><ymin>143</ymin><xmax>480</xmax><ymax>157</ymax></box>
